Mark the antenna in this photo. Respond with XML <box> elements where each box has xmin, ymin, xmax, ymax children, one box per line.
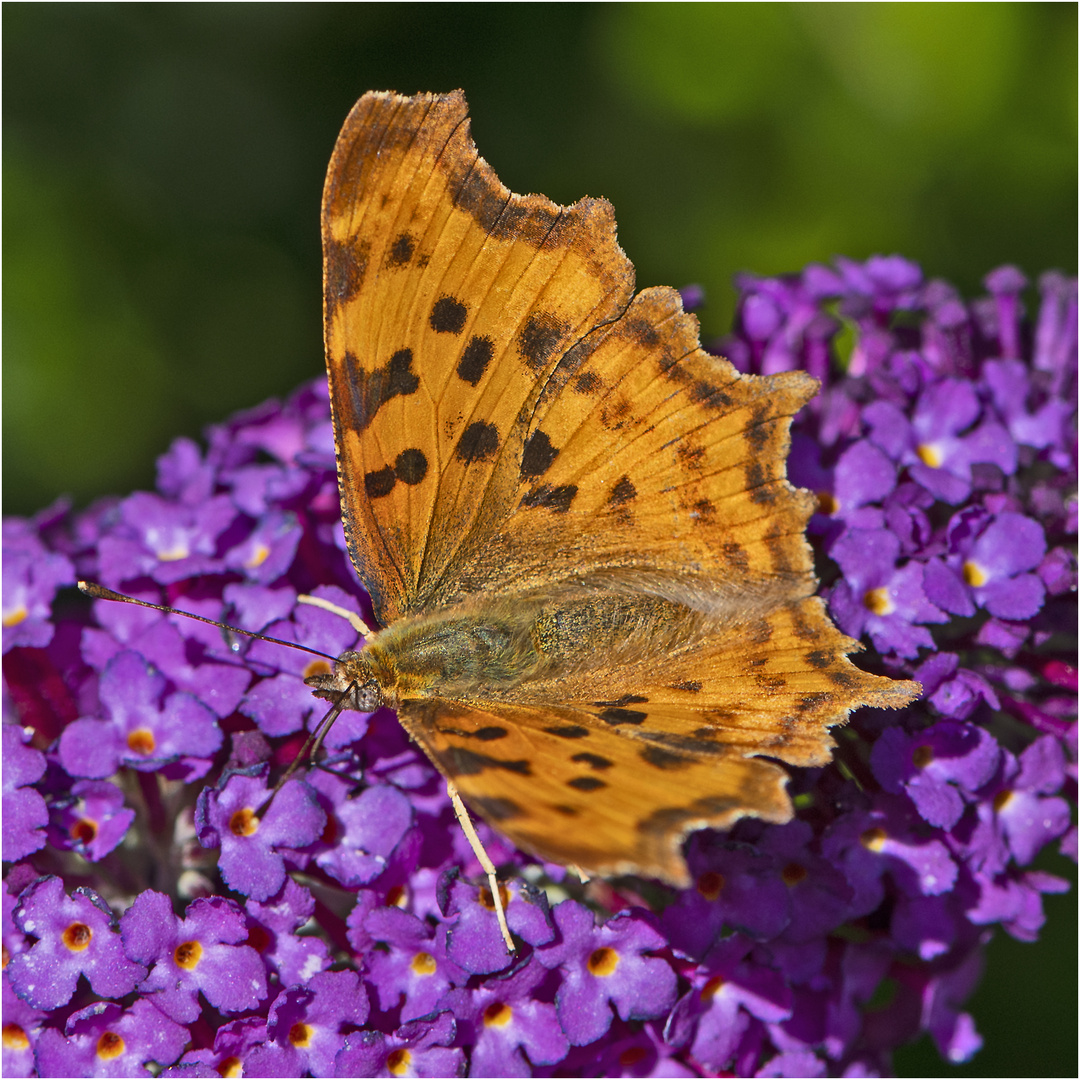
<box><xmin>77</xmin><ymin>581</ymin><xmax>339</xmax><ymax>662</ymax></box>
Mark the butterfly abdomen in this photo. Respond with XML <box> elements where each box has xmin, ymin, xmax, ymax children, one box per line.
<box><xmin>367</xmin><ymin>607</ymin><xmax>544</xmax><ymax>700</ymax></box>
<box><xmin>531</xmin><ymin>592</ymin><xmax>700</xmax><ymax>670</ymax></box>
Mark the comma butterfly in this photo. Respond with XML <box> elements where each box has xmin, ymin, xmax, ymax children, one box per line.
<box><xmin>307</xmin><ymin>89</ymin><xmax>918</xmax><ymax>886</ymax></box>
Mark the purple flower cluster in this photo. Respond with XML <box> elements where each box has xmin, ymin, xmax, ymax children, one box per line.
<box><xmin>3</xmin><ymin>260</ymin><xmax>1075</xmax><ymax>1077</ymax></box>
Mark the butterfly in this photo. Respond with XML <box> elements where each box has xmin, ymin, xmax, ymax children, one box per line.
<box><xmin>307</xmin><ymin>89</ymin><xmax>918</xmax><ymax>887</ymax></box>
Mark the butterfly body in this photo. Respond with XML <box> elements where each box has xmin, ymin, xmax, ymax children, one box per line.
<box><xmin>318</xmin><ymin>89</ymin><xmax>918</xmax><ymax>885</ymax></box>
<box><xmin>307</xmin><ymin>588</ymin><xmax>695</xmax><ymax>707</ymax></box>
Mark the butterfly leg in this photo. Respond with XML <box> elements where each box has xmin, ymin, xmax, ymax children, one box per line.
<box><xmin>446</xmin><ymin>781</ymin><xmax>515</xmax><ymax>953</ymax></box>
<box><xmin>297</xmin><ymin>593</ymin><xmax>373</xmax><ymax>638</ymax></box>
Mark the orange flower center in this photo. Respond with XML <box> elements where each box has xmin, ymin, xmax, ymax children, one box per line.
<box><xmin>229</xmin><ymin>808</ymin><xmax>259</xmax><ymax>836</ymax></box>
<box><xmin>993</xmin><ymin>789</ymin><xmax>1014</xmax><ymax>812</ymax></box>
<box><xmin>2</xmin><ymin>1024</ymin><xmax>29</xmax><ymax>1051</ymax></box>
<box><xmin>126</xmin><ymin>728</ymin><xmax>156</xmax><ymax>755</ymax></box>
<box><xmin>696</xmin><ymin>871</ymin><xmax>725</xmax><ymax>901</ymax></box>
<box><xmin>244</xmin><ymin>543</ymin><xmax>271</xmax><ymax>569</ymax></box>
<box><xmin>62</xmin><ymin>922</ymin><xmax>92</xmax><ymax>951</ymax></box>
<box><xmin>386</xmin><ymin>1048</ymin><xmax>412</xmax><ymax>1075</ymax></box>
<box><xmin>71</xmin><ymin>818</ymin><xmax>98</xmax><ymax>844</ymax></box>
<box><xmin>860</xmin><ymin>827</ymin><xmax>887</xmax><ymax>852</ymax></box>
<box><xmin>174</xmin><ymin>940</ymin><xmax>203</xmax><ymax>970</ymax></box>
<box><xmin>478</xmin><ymin>884</ymin><xmax>509</xmax><ymax>912</ymax></box>
<box><xmin>817</xmin><ymin>490</ymin><xmax>839</xmax><ymax>515</ymax></box>
<box><xmin>288</xmin><ymin>1023</ymin><xmax>313</xmax><ymax>1047</ymax></box>
<box><xmin>411</xmin><ymin>951</ymin><xmax>437</xmax><ymax>976</ymax></box>
<box><xmin>962</xmin><ymin>560</ymin><xmax>988</xmax><ymax>587</ymax></box>
<box><xmin>862</xmin><ymin>587</ymin><xmax>893</xmax><ymax>615</ymax></box>
<box><xmin>916</xmin><ymin>443</ymin><xmax>942</xmax><ymax>468</ymax></box>
<box><xmin>218</xmin><ymin>1056</ymin><xmax>243</xmax><ymax>1078</ymax></box>
<box><xmin>587</xmin><ymin>947</ymin><xmax>619</xmax><ymax>976</ymax></box>
<box><xmin>96</xmin><ymin>1031</ymin><xmax>125</xmax><ymax>1060</ymax></box>
<box><xmin>911</xmin><ymin>744</ymin><xmax>934</xmax><ymax>768</ymax></box>
<box><xmin>2</xmin><ymin>606</ymin><xmax>28</xmax><ymax>628</ymax></box>
<box><xmin>483</xmin><ymin>1002</ymin><xmax>512</xmax><ymax>1027</ymax></box>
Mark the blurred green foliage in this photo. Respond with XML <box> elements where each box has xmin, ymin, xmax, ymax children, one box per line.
<box><xmin>3</xmin><ymin>5</ymin><xmax>1076</xmax><ymax>1074</ymax></box>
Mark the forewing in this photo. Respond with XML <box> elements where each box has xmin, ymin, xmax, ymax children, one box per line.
<box><xmin>322</xmin><ymin>90</ymin><xmax>634</xmax><ymax>623</ymax></box>
<box><xmin>429</xmin><ymin>285</ymin><xmax>824</xmax><ymax>614</ymax></box>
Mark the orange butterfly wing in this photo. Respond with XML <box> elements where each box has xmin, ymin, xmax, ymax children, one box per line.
<box><xmin>322</xmin><ymin>90</ymin><xmax>918</xmax><ymax>883</ymax></box>
<box><xmin>323</xmin><ymin>90</ymin><xmax>633</xmax><ymax>624</ymax></box>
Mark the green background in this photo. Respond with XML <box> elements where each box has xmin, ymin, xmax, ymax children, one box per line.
<box><xmin>4</xmin><ymin>4</ymin><xmax>1076</xmax><ymax>1074</ymax></box>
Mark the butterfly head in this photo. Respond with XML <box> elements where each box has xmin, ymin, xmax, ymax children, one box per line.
<box><xmin>305</xmin><ymin>650</ymin><xmax>386</xmax><ymax>712</ymax></box>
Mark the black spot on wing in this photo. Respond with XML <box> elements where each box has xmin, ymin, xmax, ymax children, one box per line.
<box><xmin>826</xmin><ymin>666</ymin><xmax>857</xmax><ymax>688</ymax></box>
<box><xmin>691</xmin><ymin>498</ymin><xmax>716</xmax><ymax>524</ymax></box>
<box><xmin>518</xmin><ymin>311</ymin><xmax>568</xmax><ymax>370</ymax></box>
<box><xmin>745</xmin><ymin>405</ymin><xmax>772</xmax><ymax>450</ymax></box>
<box><xmin>456</xmin><ymin>421</ymin><xmax>500</xmax><ymax>464</ymax></box>
<box><xmin>765</xmin><ymin>525</ymin><xmax>799</xmax><ymax>574</ymax></box>
<box><xmin>623</xmin><ymin>316</ymin><xmax>661</xmax><ymax>349</ymax></box>
<box><xmin>597</xmin><ymin>707</ymin><xmax>647</xmax><ymax>726</ymax></box>
<box><xmin>806</xmin><ymin>650</ymin><xmax>831</xmax><ymax>670</ymax></box>
<box><xmin>746</xmin><ymin>462</ymin><xmax>776</xmax><ymax>504</ymax></box>
<box><xmin>704</xmin><ymin>708</ymin><xmax>737</xmax><ymax>723</ymax></box>
<box><xmin>394</xmin><ymin>449</ymin><xmax>428</xmax><ymax>485</ymax></box>
<box><xmin>471</xmin><ymin>797</ymin><xmax>524</xmax><ymax>821</ymax></box>
<box><xmin>567</xmin><ymin>776</ymin><xmax>607</xmax><ymax>792</ymax></box>
<box><xmin>607</xmin><ymin>476</ymin><xmax>637</xmax><ymax>507</ymax></box>
<box><xmin>671</xmin><ymin>680</ymin><xmax>702</xmax><ymax>693</ymax></box>
<box><xmin>755</xmin><ymin>674</ymin><xmax>787</xmax><ymax>693</ymax></box>
<box><xmin>446</xmin><ymin>748</ymin><xmax>531</xmax><ymax>776</ymax></box>
<box><xmin>593</xmin><ymin>695</ymin><xmax>648</xmax><ymax>707</ymax></box>
<box><xmin>640</xmin><ymin>746</ymin><xmax>691</xmax><ymax>771</ymax></box>
<box><xmin>439</xmin><ymin>725</ymin><xmax>509</xmax><ymax>741</ymax></box>
<box><xmin>690</xmin><ymin>380</ymin><xmax>733</xmax><ymax>409</ymax></box>
<box><xmin>521</xmin><ymin>484</ymin><xmax>577</xmax><ymax>513</ymax></box>
<box><xmin>325</xmin><ymin>237</ymin><xmax>370</xmax><ymax>311</ymax></box>
<box><xmin>677</xmin><ymin>442</ymin><xmax>706</xmax><ymax>470</ymax></box>
<box><xmin>457</xmin><ymin>336</ymin><xmax>494</xmax><ymax>385</ymax></box>
<box><xmin>364</xmin><ymin>467</ymin><xmax>397</xmax><ymax>499</ymax></box>
<box><xmin>347</xmin><ymin>348</ymin><xmax>419</xmax><ymax>432</ymax></box>
<box><xmin>600</xmin><ymin>397</ymin><xmax>632</xmax><ymax>430</ymax></box>
<box><xmin>722</xmin><ymin>541</ymin><xmax>749</xmax><ymax>574</ymax></box>
<box><xmin>553</xmin><ymin>804</ymin><xmax>580</xmax><ymax>817</ymax></box>
<box><xmin>385</xmin><ymin>233</ymin><xmax>415</xmax><ymax>268</ymax></box>
<box><xmin>797</xmin><ymin>693</ymin><xmax>830</xmax><ymax>712</ymax></box>
<box><xmin>573</xmin><ymin>370</ymin><xmax>602</xmax><ymax>394</ymax></box>
<box><xmin>571</xmin><ymin>752</ymin><xmax>613</xmax><ymax>771</ymax></box>
<box><xmin>521</xmin><ymin>430</ymin><xmax>559</xmax><ymax>478</ymax></box>
<box><xmin>791</xmin><ymin>608</ymin><xmax>817</xmax><ymax>640</ymax></box>
<box><xmin>430</xmin><ymin>296</ymin><xmax>468</xmax><ymax>334</ymax></box>
<box><xmin>544</xmin><ymin>725</ymin><xmax>590</xmax><ymax>739</ymax></box>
